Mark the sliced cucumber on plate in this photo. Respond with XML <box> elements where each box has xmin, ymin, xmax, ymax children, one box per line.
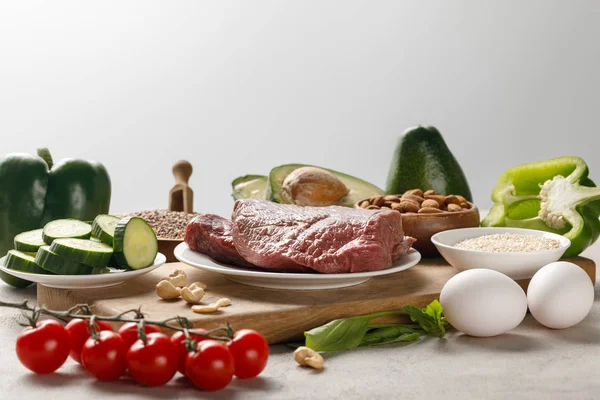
<box><xmin>50</xmin><ymin>238</ymin><xmax>113</xmax><ymax>268</ymax></box>
<box><xmin>114</xmin><ymin>217</ymin><xmax>158</xmax><ymax>270</ymax></box>
<box><xmin>92</xmin><ymin>214</ymin><xmax>120</xmax><ymax>246</ymax></box>
<box><xmin>35</xmin><ymin>246</ymin><xmax>94</xmax><ymax>275</ymax></box>
<box><xmin>43</xmin><ymin>219</ymin><xmax>92</xmax><ymax>244</ymax></box>
<box><xmin>14</xmin><ymin>229</ymin><xmax>45</xmax><ymax>252</ymax></box>
<box><xmin>6</xmin><ymin>250</ymin><xmax>50</xmax><ymax>275</ymax></box>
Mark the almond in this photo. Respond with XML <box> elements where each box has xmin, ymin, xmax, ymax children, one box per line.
<box><xmin>370</xmin><ymin>195</ymin><xmax>385</xmax><ymax>207</ymax></box>
<box><xmin>424</xmin><ymin>189</ymin><xmax>437</xmax><ymax>196</ymax></box>
<box><xmin>447</xmin><ymin>203</ymin><xmax>462</xmax><ymax>212</ymax></box>
<box><xmin>359</xmin><ymin>200</ymin><xmax>370</xmax><ymax>208</ymax></box>
<box><xmin>418</xmin><ymin>207</ymin><xmax>444</xmax><ymax>214</ymax></box>
<box><xmin>460</xmin><ymin>202</ymin><xmax>469</xmax><ymax>209</ymax></box>
<box><xmin>421</xmin><ymin>199</ymin><xmax>440</xmax><ymax>209</ymax></box>
<box><xmin>444</xmin><ymin>195</ymin><xmax>461</xmax><ymax>206</ymax></box>
<box><xmin>405</xmin><ymin>189</ymin><xmax>424</xmax><ymax>197</ymax></box>
<box><xmin>383</xmin><ymin>195</ymin><xmax>401</xmax><ymax>202</ymax></box>
<box><xmin>456</xmin><ymin>195</ymin><xmax>467</xmax><ymax>204</ymax></box>
<box><xmin>367</xmin><ymin>205</ymin><xmax>380</xmax><ymax>210</ymax></box>
<box><xmin>391</xmin><ymin>202</ymin><xmax>403</xmax><ymax>211</ymax></box>
<box><xmin>399</xmin><ymin>201</ymin><xmax>420</xmax><ymax>213</ymax></box>
<box><xmin>402</xmin><ymin>194</ymin><xmax>424</xmax><ymax>204</ymax></box>
<box><xmin>424</xmin><ymin>194</ymin><xmax>446</xmax><ymax>208</ymax></box>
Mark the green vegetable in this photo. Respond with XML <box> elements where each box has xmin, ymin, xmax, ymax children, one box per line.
<box><xmin>481</xmin><ymin>156</ymin><xmax>600</xmax><ymax>257</ymax></box>
<box><xmin>5</xmin><ymin>250</ymin><xmax>50</xmax><ymax>275</ymax></box>
<box><xmin>231</xmin><ymin>175</ymin><xmax>268</xmax><ymax>200</ymax></box>
<box><xmin>91</xmin><ymin>214</ymin><xmax>120</xmax><ymax>245</ymax></box>
<box><xmin>385</xmin><ymin>126</ymin><xmax>473</xmax><ymax>201</ymax></box>
<box><xmin>0</xmin><ymin>148</ymin><xmax>111</xmax><ymax>287</ymax></box>
<box><xmin>113</xmin><ymin>217</ymin><xmax>158</xmax><ymax>269</ymax></box>
<box><xmin>42</xmin><ymin>219</ymin><xmax>92</xmax><ymax>244</ymax></box>
<box><xmin>49</xmin><ymin>238</ymin><xmax>113</xmax><ymax>268</ymax></box>
<box><xmin>403</xmin><ymin>300</ymin><xmax>446</xmax><ymax>337</ymax></box>
<box><xmin>304</xmin><ymin>300</ymin><xmax>449</xmax><ymax>352</ymax></box>
<box><xmin>268</xmin><ymin>164</ymin><xmax>385</xmax><ymax>207</ymax></box>
<box><xmin>35</xmin><ymin>245</ymin><xmax>94</xmax><ymax>275</ymax></box>
<box><xmin>14</xmin><ymin>229</ymin><xmax>45</xmax><ymax>252</ymax></box>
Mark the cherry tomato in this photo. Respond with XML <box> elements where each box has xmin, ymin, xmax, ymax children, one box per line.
<box><xmin>186</xmin><ymin>340</ymin><xmax>234</xmax><ymax>391</ymax></box>
<box><xmin>81</xmin><ymin>331</ymin><xmax>128</xmax><ymax>381</ymax></box>
<box><xmin>227</xmin><ymin>329</ymin><xmax>269</xmax><ymax>379</ymax></box>
<box><xmin>170</xmin><ymin>328</ymin><xmax>208</xmax><ymax>375</ymax></box>
<box><xmin>16</xmin><ymin>319</ymin><xmax>70</xmax><ymax>374</ymax></box>
<box><xmin>117</xmin><ymin>322</ymin><xmax>161</xmax><ymax>348</ymax></box>
<box><xmin>65</xmin><ymin>318</ymin><xmax>113</xmax><ymax>364</ymax></box>
<box><xmin>127</xmin><ymin>332</ymin><xmax>178</xmax><ymax>386</ymax></box>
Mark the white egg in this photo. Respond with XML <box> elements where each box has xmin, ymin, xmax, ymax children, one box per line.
<box><xmin>527</xmin><ymin>261</ymin><xmax>594</xmax><ymax>329</ymax></box>
<box><xmin>440</xmin><ymin>269</ymin><xmax>528</xmax><ymax>337</ymax></box>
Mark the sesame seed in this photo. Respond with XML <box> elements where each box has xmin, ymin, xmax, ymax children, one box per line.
<box><xmin>454</xmin><ymin>233</ymin><xmax>561</xmax><ymax>253</ymax></box>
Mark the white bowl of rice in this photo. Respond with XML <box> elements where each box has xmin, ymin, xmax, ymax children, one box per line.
<box><xmin>431</xmin><ymin>227</ymin><xmax>571</xmax><ymax>280</ymax></box>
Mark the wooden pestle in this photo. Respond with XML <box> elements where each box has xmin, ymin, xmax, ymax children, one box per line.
<box><xmin>169</xmin><ymin>160</ymin><xmax>193</xmax><ymax>213</ymax></box>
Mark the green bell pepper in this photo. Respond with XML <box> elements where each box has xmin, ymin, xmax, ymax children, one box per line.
<box><xmin>0</xmin><ymin>148</ymin><xmax>111</xmax><ymax>287</ymax></box>
<box><xmin>481</xmin><ymin>156</ymin><xmax>600</xmax><ymax>257</ymax></box>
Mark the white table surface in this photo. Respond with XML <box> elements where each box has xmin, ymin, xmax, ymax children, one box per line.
<box><xmin>0</xmin><ymin>244</ymin><xmax>598</xmax><ymax>400</ymax></box>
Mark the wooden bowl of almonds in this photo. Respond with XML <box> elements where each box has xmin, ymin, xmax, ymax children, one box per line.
<box><xmin>355</xmin><ymin>189</ymin><xmax>480</xmax><ymax>257</ymax></box>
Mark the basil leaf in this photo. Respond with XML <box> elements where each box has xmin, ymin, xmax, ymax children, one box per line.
<box><xmin>404</xmin><ymin>300</ymin><xmax>448</xmax><ymax>337</ymax></box>
<box><xmin>360</xmin><ymin>326</ymin><xmax>421</xmax><ymax>347</ymax></box>
<box><xmin>424</xmin><ymin>300</ymin><xmax>446</xmax><ymax>336</ymax></box>
<box><xmin>305</xmin><ymin>316</ymin><xmax>371</xmax><ymax>352</ymax></box>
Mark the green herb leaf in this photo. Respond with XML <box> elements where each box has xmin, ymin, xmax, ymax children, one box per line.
<box><xmin>403</xmin><ymin>300</ymin><xmax>448</xmax><ymax>337</ymax></box>
<box><xmin>304</xmin><ymin>300</ymin><xmax>449</xmax><ymax>352</ymax></box>
<box><xmin>305</xmin><ymin>315</ymin><xmax>372</xmax><ymax>352</ymax></box>
<box><xmin>360</xmin><ymin>326</ymin><xmax>421</xmax><ymax>347</ymax></box>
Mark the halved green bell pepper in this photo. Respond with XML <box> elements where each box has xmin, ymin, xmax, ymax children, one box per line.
<box><xmin>481</xmin><ymin>156</ymin><xmax>600</xmax><ymax>257</ymax></box>
<box><xmin>0</xmin><ymin>148</ymin><xmax>111</xmax><ymax>287</ymax></box>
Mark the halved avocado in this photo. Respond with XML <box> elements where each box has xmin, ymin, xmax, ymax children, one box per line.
<box><xmin>267</xmin><ymin>164</ymin><xmax>384</xmax><ymax>207</ymax></box>
<box><xmin>232</xmin><ymin>175</ymin><xmax>268</xmax><ymax>200</ymax></box>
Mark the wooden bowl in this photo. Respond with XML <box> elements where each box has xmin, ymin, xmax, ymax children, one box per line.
<box><xmin>158</xmin><ymin>238</ymin><xmax>182</xmax><ymax>263</ymax></box>
<box><xmin>354</xmin><ymin>200</ymin><xmax>481</xmax><ymax>257</ymax></box>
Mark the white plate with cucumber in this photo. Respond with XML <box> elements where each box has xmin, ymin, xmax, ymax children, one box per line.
<box><xmin>1</xmin><ymin>215</ymin><xmax>166</xmax><ymax>289</ymax></box>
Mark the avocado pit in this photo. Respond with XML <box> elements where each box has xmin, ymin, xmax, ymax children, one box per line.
<box><xmin>280</xmin><ymin>167</ymin><xmax>349</xmax><ymax>206</ymax></box>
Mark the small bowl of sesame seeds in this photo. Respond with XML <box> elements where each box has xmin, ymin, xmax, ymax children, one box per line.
<box><xmin>431</xmin><ymin>227</ymin><xmax>571</xmax><ymax>280</ymax></box>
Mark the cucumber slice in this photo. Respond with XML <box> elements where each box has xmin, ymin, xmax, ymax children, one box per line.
<box><xmin>49</xmin><ymin>239</ymin><xmax>113</xmax><ymax>268</ymax></box>
<box><xmin>114</xmin><ymin>217</ymin><xmax>158</xmax><ymax>270</ymax></box>
<box><xmin>6</xmin><ymin>250</ymin><xmax>50</xmax><ymax>274</ymax></box>
<box><xmin>35</xmin><ymin>246</ymin><xmax>93</xmax><ymax>275</ymax></box>
<box><xmin>42</xmin><ymin>219</ymin><xmax>92</xmax><ymax>244</ymax></box>
<box><xmin>14</xmin><ymin>229</ymin><xmax>45</xmax><ymax>252</ymax></box>
<box><xmin>92</xmin><ymin>215</ymin><xmax>120</xmax><ymax>246</ymax></box>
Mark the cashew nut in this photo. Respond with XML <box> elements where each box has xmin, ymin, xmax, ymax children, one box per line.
<box><xmin>161</xmin><ymin>269</ymin><xmax>187</xmax><ymax>288</ymax></box>
<box><xmin>191</xmin><ymin>298</ymin><xmax>232</xmax><ymax>314</ymax></box>
<box><xmin>294</xmin><ymin>346</ymin><xmax>324</xmax><ymax>370</ymax></box>
<box><xmin>155</xmin><ymin>280</ymin><xmax>181</xmax><ymax>300</ymax></box>
<box><xmin>189</xmin><ymin>281</ymin><xmax>207</xmax><ymax>290</ymax></box>
<box><xmin>181</xmin><ymin>285</ymin><xmax>205</xmax><ymax>304</ymax></box>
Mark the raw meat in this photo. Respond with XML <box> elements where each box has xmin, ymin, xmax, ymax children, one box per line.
<box><xmin>184</xmin><ymin>214</ymin><xmax>257</xmax><ymax>268</ymax></box>
<box><xmin>231</xmin><ymin>199</ymin><xmax>415</xmax><ymax>273</ymax></box>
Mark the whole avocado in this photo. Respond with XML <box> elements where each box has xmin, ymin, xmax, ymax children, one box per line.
<box><xmin>385</xmin><ymin>126</ymin><xmax>473</xmax><ymax>201</ymax></box>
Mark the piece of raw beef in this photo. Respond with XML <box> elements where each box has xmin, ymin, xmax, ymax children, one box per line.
<box><xmin>184</xmin><ymin>214</ymin><xmax>257</xmax><ymax>268</ymax></box>
<box><xmin>231</xmin><ymin>199</ymin><xmax>415</xmax><ymax>273</ymax></box>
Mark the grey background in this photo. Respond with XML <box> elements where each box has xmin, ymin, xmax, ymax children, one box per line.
<box><xmin>1</xmin><ymin>1</ymin><xmax>599</xmax><ymax>217</ymax></box>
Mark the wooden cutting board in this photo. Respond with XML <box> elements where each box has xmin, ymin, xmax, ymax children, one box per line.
<box><xmin>37</xmin><ymin>257</ymin><xmax>596</xmax><ymax>344</ymax></box>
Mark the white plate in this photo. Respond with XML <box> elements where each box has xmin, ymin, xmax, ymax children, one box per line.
<box><xmin>174</xmin><ymin>242</ymin><xmax>421</xmax><ymax>290</ymax></box>
<box><xmin>431</xmin><ymin>227</ymin><xmax>570</xmax><ymax>280</ymax></box>
<box><xmin>0</xmin><ymin>253</ymin><xmax>167</xmax><ymax>289</ymax></box>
